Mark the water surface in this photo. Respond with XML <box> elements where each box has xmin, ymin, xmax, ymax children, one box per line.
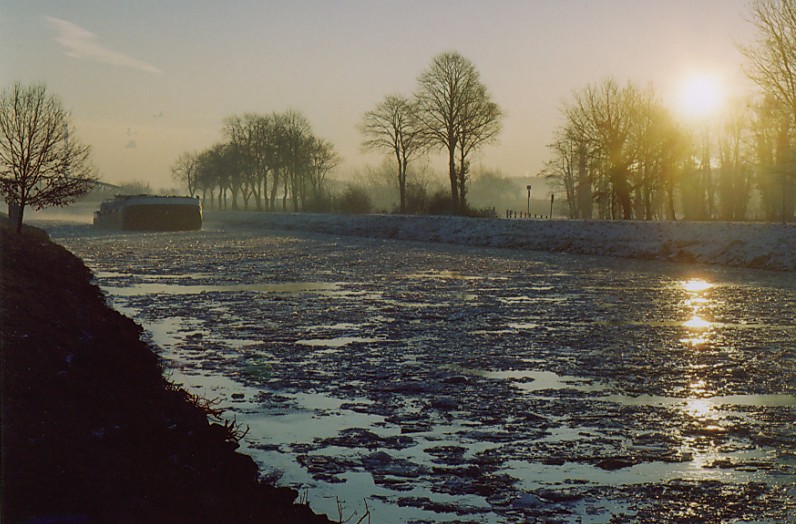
<box><xmin>47</xmin><ymin>222</ymin><xmax>796</xmax><ymax>523</ymax></box>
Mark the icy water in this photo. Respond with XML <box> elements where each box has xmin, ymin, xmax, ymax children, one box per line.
<box><xmin>45</xmin><ymin>220</ymin><xmax>795</xmax><ymax>523</ymax></box>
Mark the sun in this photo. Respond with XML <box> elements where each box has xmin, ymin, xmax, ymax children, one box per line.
<box><xmin>675</xmin><ymin>73</ymin><xmax>725</xmax><ymax>122</ymax></box>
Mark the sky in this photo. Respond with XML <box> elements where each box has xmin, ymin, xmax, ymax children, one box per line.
<box><xmin>1</xmin><ymin>0</ymin><xmax>758</xmax><ymax>190</ymax></box>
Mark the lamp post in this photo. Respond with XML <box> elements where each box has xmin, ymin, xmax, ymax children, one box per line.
<box><xmin>526</xmin><ymin>185</ymin><xmax>532</xmax><ymax>216</ymax></box>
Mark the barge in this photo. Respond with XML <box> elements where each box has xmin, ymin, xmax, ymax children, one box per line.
<box><xmin>94</xmin><ymin>195</ymin><xmax>202</xmax><ymax>231</ymax></box>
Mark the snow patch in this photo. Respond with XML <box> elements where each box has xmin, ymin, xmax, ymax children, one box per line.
<box><xmin>206</xmin><ymin>212</ymin><xmax>796</xmax><ymax>271</ymax></box>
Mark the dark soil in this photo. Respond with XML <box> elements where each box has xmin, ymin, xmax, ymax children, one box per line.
<box><xmin>0</xmin><ymin>219</ymin><xmax>331</xmax><ymax>524</ymax></box>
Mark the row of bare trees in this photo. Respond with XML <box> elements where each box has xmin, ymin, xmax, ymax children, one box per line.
<box><xmin>172</xmin><ymin>110</ymin><xmax>339</xmax><ymax>212</ymax></box>
<box><xmin>544</xmin><ymin>0</ymin><xmax>795</xmax><ymax>222</ymax></box>
<box><xmin>360</xmin><ymin>52</ymin><xmax>503</xmax><ymax>213</ymax></box>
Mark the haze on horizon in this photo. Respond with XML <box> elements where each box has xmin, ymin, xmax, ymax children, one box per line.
<box><xmin>1</xmin><ymin>0</ymin><xmax>756</xmax><ymax>190</ymax></box>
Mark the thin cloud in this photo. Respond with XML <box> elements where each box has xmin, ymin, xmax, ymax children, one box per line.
<box><xmin>46</xmin><ymin>16</ymin><xmax>162</xmax><ymax>74</ymax></box>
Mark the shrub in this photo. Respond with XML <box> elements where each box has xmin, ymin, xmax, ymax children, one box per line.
<box><xmin>427</xmin><ymin>189</ymin><xmax>459</xmax><ymax>215</ymax></box>
<box><xmin>336</xmin><ymin>185</ymin><xmax>373</xmax><ymax>214</ymax></box>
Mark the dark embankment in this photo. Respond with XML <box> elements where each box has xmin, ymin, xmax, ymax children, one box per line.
<box><xmin>0</xmin><ymin>219</ymin><xmax>330</xmax><ymax>524</ymax></box>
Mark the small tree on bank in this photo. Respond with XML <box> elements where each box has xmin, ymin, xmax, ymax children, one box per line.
<box><xmin>0</xmin><ymin>83</ymin><xmax>94</xmax><ymax>233</ymax></box>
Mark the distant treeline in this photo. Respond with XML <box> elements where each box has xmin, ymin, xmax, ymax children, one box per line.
<box><xmin>168</xmin><ymin>1</ymin><xmax>796</xmax><ymax>223</ymax></box>
<box><xmin>172</xmin><ymin>110</ymin><xmax>339</xmax><ymax>213</ymax></box>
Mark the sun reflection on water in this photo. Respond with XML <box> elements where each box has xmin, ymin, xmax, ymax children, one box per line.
<box><xmin>679</xmin><ymin>278</ymin><xmax>718</xmax><ymax>346</ymax></box>
<box><xmin>684</xmin><ymin>316</ymin><xmax>712</xmax><ymax>330</ymax></box>
<box><xmin>675</xmin><ymin>278</ymin><xmax>731</xmax><ymax>469</ymax></box>
<box><xmin>682</xmin><ymin>278</ymin><xmax>714</xmax><ymax>293</ymax></box>
<box><xmin>685</xmin><ymin>398</ymin><xmax>715</xmax><ymax>419</ymax></box>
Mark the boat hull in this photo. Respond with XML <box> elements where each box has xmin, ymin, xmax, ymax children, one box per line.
<box><xmin>94</xmin><ymin>196</ymin><xmax>202</xmax><ymax>231</ymax></box>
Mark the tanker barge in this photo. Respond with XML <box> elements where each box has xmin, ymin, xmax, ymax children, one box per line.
<box><xmin>94</xmin><ymin>195</ymin><xmax>202</xmax><ymax>231</ymax></box>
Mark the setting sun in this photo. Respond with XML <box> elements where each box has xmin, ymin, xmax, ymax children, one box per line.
<box><xmin>675</xmin><ymin>73</ymin><xmax>725</xmax><ymax>121</ymax></box>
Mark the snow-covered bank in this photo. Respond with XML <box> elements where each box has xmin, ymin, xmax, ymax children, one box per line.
<box><xmin>205</xmin><ymin>212</ymin><xmax>796</xmax><ymax>271</ymax></box>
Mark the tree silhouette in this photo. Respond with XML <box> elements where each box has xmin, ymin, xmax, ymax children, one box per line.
<box><xmin>187</xmin><ymin>110</ymin><xmax>336</xmax><ymax>212</ymax></box>
<box><xmin>742</xmin><ymin>0</ymin><xmax>796</xmax><ymax>221</ymax></box>
<box><xmin>171</xmin><ymin>151</ymin><xmax>200</xmax><ymax>197</ymax></box>
<box><xmin>360</xmin><ymin>95</ymin><xmax>422</xmax><ymax>213</ymax></box>
<box><xmin>415</xmin><ymin>52</ymin><xmax>502</xmax><ymax>211</ymax></box>
<box><xmin>0</xmin><ymin>83</ymin><xmax>94</xmax><ymax>233</ymax></box>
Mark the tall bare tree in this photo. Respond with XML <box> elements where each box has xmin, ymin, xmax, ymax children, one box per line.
<box><xmin>743</xmin><ymin>0</ymin><xmax>796</xmax><ymax>126</ymax></box>
<box><xmin>224</xmin><ymin>113</ymin><xmax>276</xmax><ymax>211</ymax></box>
<box><xmin>716</xmin><ymin>106</ymin><xmax>754</xmax><ymax>221</ymax></box>
<box><xmin>306</xmin><ymin>137</ymin><xmax>339</xmax><ymax>211</ymax></box>
<box><xmin>415</xmin><ymin>52</ymin><xmax>502</xmax><ymax>211</ymax></box>
<box><xmin>274</xmin><ymin>110</ymin><xmax>312</xmax><ymax>211</ymax></box>
<box><xmin>742</xmin><ymin>0</ymin><xmax>796</xmax><ymax>220</ymax></box>
<box><xmin>550</xmin><ymin>79</ymin><xmax>692</xmax><ymax>220</ymax></box>
<box><xmin>0</xmin><ymin>83</ymin><xmax>95</xmax><ymax>233</ymax></box>
<box><xmin>565</xmin><ymin>79</ymin><xmax>638</xmax><ymax>219</ymax></box>
<box><xmin>360</xmin><ymin>95</ymin><xmax>422</xmax><ymax>213</ymax></box>
<box><xmin>543</xmin><ymin>129</ymin><xmax>592</xmax><ymax>219</ymax></box>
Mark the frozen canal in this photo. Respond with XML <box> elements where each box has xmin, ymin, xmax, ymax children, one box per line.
<box><xmin>47</xmin><ymin>219</ymin><xmax>795</xmax><ymax>523</ymax></box>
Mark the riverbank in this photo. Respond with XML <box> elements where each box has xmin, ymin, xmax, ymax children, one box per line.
<box><xmin>205</xmin><ymin>212</ymin><xmax>796</xmax><ymax>271</ymax></box>
<box><xmin>0</xmin><ymin>219</ymin><xmax>330</xmax><ymax>523</ymax></box>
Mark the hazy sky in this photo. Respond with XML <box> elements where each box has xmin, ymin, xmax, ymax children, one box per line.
<box><xmin>2</xmin><ymin>0</ymin><xmax>757</xmax><ymax>189</ymax></box>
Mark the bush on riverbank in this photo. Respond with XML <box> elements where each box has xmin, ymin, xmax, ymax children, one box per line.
<box><xmin>0</xmin><ymin>217</ymin><xmax>330</xmax><ymax>523</ymax></box>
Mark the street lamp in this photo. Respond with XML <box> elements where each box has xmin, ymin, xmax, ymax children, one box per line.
<box><xmin>526</xmin><ymin>185</ymin><xmax>532</xmax><ymax>216</ymax></box>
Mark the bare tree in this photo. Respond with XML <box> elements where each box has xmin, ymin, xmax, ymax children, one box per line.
<box><xmin>360</xmin><ymin>95</ymin><xmax>422</xmax><ymax>213</ymax></box>
<box><xmin>743</xmin><ymin>0</ymin><xmax>796</xmax><ymax>126</ymax></box>
<box><xmin>542</xmin><ymin>130</ymin><xmax>583</xmax><ymax>219</ymax></box>
<box><xmin>716</xmin><ymin>106</ymin><xmax>754</xmax><ymax>221</ymax></box>
<box><xmin>224</xmin><ymin>113</ymin><xmax>276</xmax><ymax>211</ymax></box>
<box><xmin>455</xmin><ymin>82</ymin><xmax>502</xmax><ymax>207</ymax></box>
<box><xmin>741</xmin><ymin>0</ymin><xmax>796</xmax><ymax>221</ymax></box>
<box><xmin>274</xmin><ymin>110</ymin><xmax>312</xmax><ymax>211</ymax></box>
<box><xmin>306</xmin><ymin>137</ymin><xmax>339</xmax><ymax>211</ymax></box>
<box><xmin>0</xmin><ymin>83</ymin><xmax>94</xmax><ymax>233</ymax></box>
<box><xmin>565</xmin><ymin>79</ymin><xmax>638</xmax><ymax>219</ymax></box>
<box><xmin>171</xmin><ymin>151</ymin><xmax>200</xmax><ymax>197</ymax></box>
<box><xmin>415</xmin><ymin>52</ymin><xmax>502</xmax><ymax>211</ymax></box>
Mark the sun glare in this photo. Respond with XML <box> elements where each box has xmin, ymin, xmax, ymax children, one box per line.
<box><xmin>675</xmin><ymin>73</ymin><xmax>725</xmax><ymax>121</ymax></box>
<box><xmin>682</xmin><ymin>279</ymin><xmax>713</xmax><ymax>293</ymax></box>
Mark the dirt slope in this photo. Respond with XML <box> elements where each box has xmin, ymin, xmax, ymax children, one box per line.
<box><xmin>0</xmin><ymin>219</ymin><xmax>330</xmax><ymax>524</ymax></box>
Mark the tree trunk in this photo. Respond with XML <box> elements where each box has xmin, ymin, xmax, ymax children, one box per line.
<box><xmin>448</xmin><ymin>146</ymin><xmax>458</xmax><ymax>210</ymax></box>
<box><xmin>10</xmin><ymin>202</ymin><xmax>24</xmax><ymax>234</ymax></box>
